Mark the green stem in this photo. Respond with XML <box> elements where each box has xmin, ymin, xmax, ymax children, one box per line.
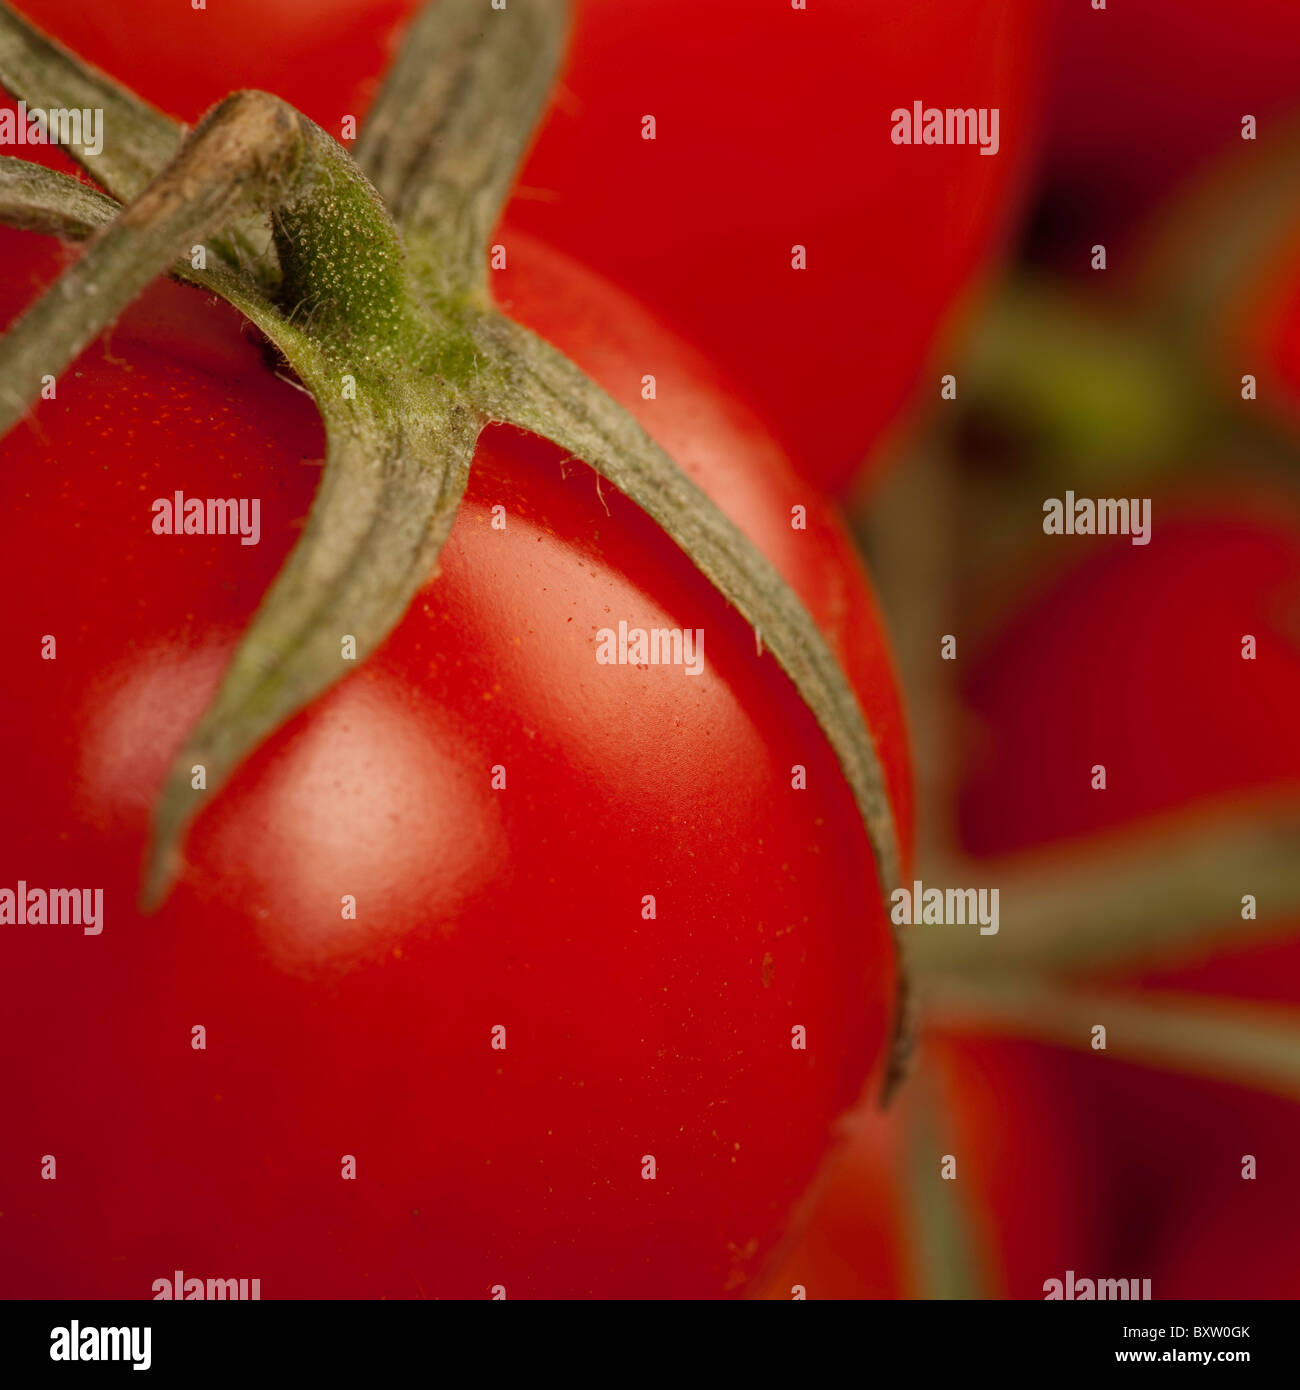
<box><xmin>910</xmin><ymin>802</ymin><xmax>1300</xmax><ymax>979</ymax></box>
<box><xmin>960</xmin><ymin>278</ymin><xmax>1201</xmax><ymax>481</ymax></box>
<box><xmin>0</xmin><ymin>153</ymin><xmax>118</xmax><ymax>236</ymax></box>
<box><xmin>355</xmin><ymin>0</ymin><xmax>571</xmax><ymax>302</ymax></box>
<box><xmin>0</xmin><ymin>0</ymin><xmax>180</xmax><ymax>199</ymax></box>
<box><xmin>931</xmin><ymin>979</ymin><xmax>1300</xmax><ymax>1102</ymax></box>
<box><xmin>465</xmin><ymin>310</ymin><xmax>903</xmax><ymax>900</ymax></box>
<box><xmin>955</xmin><ymin>273</ymin><xmax>1300</xmax><ymax>493</ymax></box>
<box><xmin>904</xmin><ymin>1074</ymin><xmax>989</xmax><ymax>1299</ymax></box>
<box><xmin>0</xmin><ymin>88</ymin><xmax>484</xmax><ymax>908</ymax></box>
<box><xmin>0</xmin><ymin>91</ymin><xmax>302</xmax><ymax>433</ymax></box>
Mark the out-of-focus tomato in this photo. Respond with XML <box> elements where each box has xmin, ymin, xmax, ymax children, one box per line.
<box><xmin>1043</xmin><ymin>0</ymin><xmax>1300</xmax><ymax>259</ymax></box>
<box><xmin>958</xmin><ymin>505</ymin><xmax>1300</xmax><ymax>854</ymax></box>
<box><xmin>760</xmin><ymin>1036</ymin><xmax>1112</xmax><ymax>1299</ymax></box>
<box><xmin>767</xmin><ymin>496</ymin><xmax>1300</xmax><ymax>1300</ymax></box>
<box><xmin>955</xmin><ymin>500</ymin><xmax>1300</xmax><ymax>1299</ymax></box>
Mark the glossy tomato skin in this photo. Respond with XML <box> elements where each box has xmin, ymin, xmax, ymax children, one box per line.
<box><xmin>11</xmin><ymin>0</ymin><xmax>1046</xmax><ymax>491</ymax></box>
<box><xmin>954</xmin><ymin>502</ymin><xmax>1300</xmax><ymax>1299</ymax></box>
<box><xmin>0</xmin><ymin>220</ymin><xmax>908</xmax><ymax>1297</ymax></box>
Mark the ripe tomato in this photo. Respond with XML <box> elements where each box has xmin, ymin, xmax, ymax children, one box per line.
<box><xmin>9</xmin><ymin>0</ymin><xmax>421</xmax><ymax>132</ymax></box>
<box><xmin>9</xmin><ymin>0</ymin><xmax>1046</xmax><ymax>491</ymax></box>
<box><xmin>1138</xmin><ymin>1070</ymin><xmax>1300</xmax><ymax>1299</ymax></box>
<box><xmin>1235</xmin><ymin>236</ymin><xmax>1300</xmax><ymax>432</ymax></box>
<box><xmin>760</xmin><ymin>1035</ymin><xmax>1111</xmax><ymax>1300</ymax></box>
<box><xmin>1042</xmin><ymin>0</ymin><xmax>1300</xmax><ymax>259</ymax></box>
<box><xmin>1077</xmin><ymin>1056</ymin><xmax>1300</xmax><ymax>1299</ymax></box>
<box><xmin>955</xmin><ymin>499</ymin><xmax>1300</xmax><ymax>1299</ymax></box>
<box><xmin>511</xmin><ymin>0</ymin><xmax>1048</xmax><ymax>493</ymax></box>
<box><xmin>766</xmin><ymin>496</ymin><xmax>1300</xmax><ymax>1300</ymax></box>
<box><xmin>957</xmin><ymin>502</ymin><xmax>1300</xmax><ymax>852</ymax></box>
<box><xmin>0</xmin><ymin>211</ymin><xmax>910</xmax><ymax>1297</ymax></box>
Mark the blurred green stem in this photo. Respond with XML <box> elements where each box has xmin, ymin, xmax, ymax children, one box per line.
<box><xmin>929</xmin><ymin>978</ymin><xmax>1300</xmax><ymax>1102</ymax></box>
<box><xmin>959</xmin><ymin>277</ymin><xmax>1300</xmax><ymax>483</ymax></box>
<box><xmin>905</xmin><ymin>1075</ymin><xmax>990</xmax><ymax>1299</ymax></box>
<box><xmin>910</xmin><ymin>801</ymin><xmax>1300</xmax><ymax>980</ymax></box>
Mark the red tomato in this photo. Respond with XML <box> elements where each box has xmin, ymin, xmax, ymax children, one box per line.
<box><xmin>1042</xmin><ymin>0</ymin><xmax>1300</xmax><ymax>259</ymax></box>
<box><xmin>9</xmin><ymin>0</ymin><xmax>1046</xmax><ymax>490</ymax></box>
<box><xmin>957</xmin><ymin>504</ymin><xmax>1300</xmax><ymax>853</ymax></box>
<box><xmin>9</xmin><ymin>0</ymin><xmax>421</xmax><ymax>132</ymax></box>
<box><xmin>1242</xmin><ymin>237</ymin><xmax>1300</xmax><ymax>428</ymax></box>
<box><xmin>1140</xmin><ymin>1071</ymin><xmax>1300</xmax><ymax>1299</ymax></box>
<box><xmin>511</xmin><ymin>0</ymin><xmax>1048</xmax><ymax>493</ymax></box>
<box><xmin>760</xmin><ymin>1035</ymin><xmax>1112</xmax><ymax>1300</ymax></box>
<box><xmin>1079</xmin><ymin>1057</ymin><xmax>1300</xmax><ymax>1299</ymax></box>
<box><xmin>767</xmin><ymin>498</ymin><xmax>1300</xmax><ymax>1300</ymax></box>
<box><xmin>0</xmin><ymin>212</ymin><xmax>909</xmax><ymax>1296</ymax></box>
<box><xmin>954</xmin><ymin>501</ymin><xmax>1300</xmax><ymax>1299</ymax></box>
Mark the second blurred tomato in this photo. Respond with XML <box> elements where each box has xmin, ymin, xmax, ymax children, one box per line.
<box><xmin>768</xmin><ymin>491</ymin><xmax>1300</xmax><ymax>1299</ymax></box>
<box><xmin>761</xmin><ymin>1036</ymin><xmax>1112</xmax><ymax>1299</ymax></box>
<box><xmin>1044</xmin><ymin>0</ymin><xmax>1300</xmax><ymax>258</ymax></box>
<box><xmin>957</xmin><ymin>497</ymin><xmax>1300</xmax><ymax>1300</ymax></box>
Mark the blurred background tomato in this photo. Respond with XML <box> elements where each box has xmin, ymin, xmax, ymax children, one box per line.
<box><xmin>763</xmin><ymin>1</ymin><xmax>1300</xmax><ymax>1301</ymax></box>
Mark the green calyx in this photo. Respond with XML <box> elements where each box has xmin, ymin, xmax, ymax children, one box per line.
<box><xmin>272</xmin><ymin>121</ymin><xmax>416</xmax><ymax>367</ymax></box>
<box><xmin>0</xmin><ymin>2</ymin><xmax>909</xmax><ymax>1091</ymax></box>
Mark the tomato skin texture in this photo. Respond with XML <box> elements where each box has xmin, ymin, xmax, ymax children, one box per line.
<box><xmin>0</xmin><ymin>218</ymin><xmax>908</xmax><ymax>1297</ymax></box>
<box><xmin>10</xmin><ymin>0</ymin><xmax>1045</xmax><ymax>491</ymax></box>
